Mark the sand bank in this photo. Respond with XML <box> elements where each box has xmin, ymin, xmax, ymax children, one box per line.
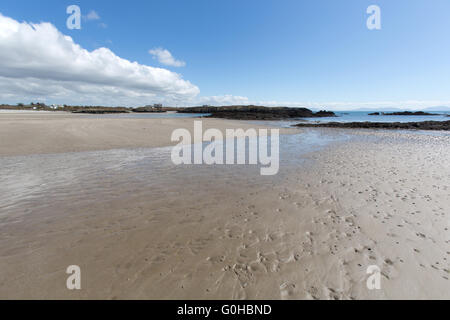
<box><xmin>0</xmin><ymin>112</ymin><xmax>295</xmax><ymax>157</ymax></box>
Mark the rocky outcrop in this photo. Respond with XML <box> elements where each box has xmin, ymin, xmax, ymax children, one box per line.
<box><xmin>178</xmin><ymin>105</ymin><xmax>336</xmax><ymax>120</ymax></box>
<box><xmin>132</xmin><ymin>106</ymin><xmax>179</xmax><ymax>113</ymax></box>
<box><xmin>294</xmin><ymin>120</ymin><xmax>450</xmax><ymax>131</ymax></box>
<box><xmin>369</xmin><ymin>111</ymin><xmax>439</xmax><ymax>116</ymax></box>
<box><xmin>71</xmin><ymin>107</ymin><xmax>130</xmax><ymax>114</ymax></box>
<box><xmin>132</xmin><ymin>107</ymin><xmax>164</xmax><ymax>113</ymax></box>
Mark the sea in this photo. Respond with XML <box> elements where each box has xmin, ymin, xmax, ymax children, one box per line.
<box><xmin>80</xmin><ymin>110</ymin><xmax>450</xmax><ymax>125</ymax></box>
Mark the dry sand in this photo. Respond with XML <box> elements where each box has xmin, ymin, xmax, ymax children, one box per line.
<box><xmin>0</xmin><ymin>112</ymin><xmax>449</xmax><ymax>299</ymax></box>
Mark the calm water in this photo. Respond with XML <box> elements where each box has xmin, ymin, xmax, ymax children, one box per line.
<box><xmin>301</xmin><ymin>111</ymin><xmax>450</xmax><ymax>123</ymax></box>
<box><xmin>84</xmin><ymin>110</ymin><xmax>450</xmax><ymax>123</ymax></box>
<box><xmin>218</xmin><ymin>111</ymin><xmax>450</xmax><ymax>129</ymax></box>
<box><xmin>0</xmin><ymin>130</ymin><xmax>352</xmax><ymax>215</ymax></box>
<box><xmin>3</xmin><ymin>109</ymin><xmax>448</xmax><ymax>122</ymax></box>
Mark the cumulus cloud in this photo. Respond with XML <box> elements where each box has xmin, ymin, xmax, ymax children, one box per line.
<box><xmin>149</xmin><ymin>48</ymin><xmax>186</xmax><ymax>67</ymax></box>
<box><xmin>0</xmin><ymin>13</ymin><xmax>199</xmax><ymax>105</ymax></box>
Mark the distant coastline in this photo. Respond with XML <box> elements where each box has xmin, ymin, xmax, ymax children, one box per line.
<box><xmin>0</xmin><ymin>104</ymin><xmax>336</xmax><ymax>119</ymax></box>
<box><xmin>1</xmin><ymin>104</ymin><xmax>449</xmax><ymax>126</ymax></box>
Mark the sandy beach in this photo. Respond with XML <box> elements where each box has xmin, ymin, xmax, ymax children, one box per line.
<box><xmin>0</xmin><ymin>112</ymin><xmax>449</xmax><ymax>299</ymax></box>
<box><xmin>0</xmin><ymin>112</ymin><xmax>295</xmax><ymax>157</ymax></box>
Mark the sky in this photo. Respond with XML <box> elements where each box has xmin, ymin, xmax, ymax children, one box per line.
<box><xmin>0</xmin><ymin>0</ymin><xmax>450</xmax><ymax>110</ymax></box>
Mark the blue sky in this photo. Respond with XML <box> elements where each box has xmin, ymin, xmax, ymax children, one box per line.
<box><xmin>1</xmin><ymin>0</ymin><xmax>450</xmax><ymax>109</ymax></box>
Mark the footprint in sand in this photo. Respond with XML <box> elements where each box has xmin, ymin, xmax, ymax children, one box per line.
<box><xmin>280</xmin><ymin>282</ymin><xmax>296</xmax><ymax>299</ymax></box>
<box><xmin>305</xmin><ymin>286</ymin><xmax>320</xmax><ymax>300</ymax></box>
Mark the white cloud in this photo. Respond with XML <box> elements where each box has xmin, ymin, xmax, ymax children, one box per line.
<box><xmin>0</xmin><ymin>13</ymin><xmax>199</xmax><ymax>106</ymax></box>
<box><xmin>85</xmin><ymin>10</ymin><xmax>100</xmax><ymax>21</ymax></box>
<box><xmin>149</xmin><ymin>48</ymin><xmax>186</xmax><ymax>67</ymax></box>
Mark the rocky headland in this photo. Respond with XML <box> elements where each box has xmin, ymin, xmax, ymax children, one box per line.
<box><xmin>179</xmin><ymin>105</ymin><xmax>336</xmax><ymax>120</ymax></box>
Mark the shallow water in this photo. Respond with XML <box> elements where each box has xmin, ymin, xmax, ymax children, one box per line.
<box><xmin>0</xmin><ymin>130</ymin><xmax>352</xmax><ymax>216</ymax></box>
<box><xmin>302</xmin><ymin>111</ymin><xmax>450</xmax><ymax>123</ymax></box>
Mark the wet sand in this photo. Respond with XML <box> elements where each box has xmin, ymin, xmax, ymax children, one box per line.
<box><xmin>0</xmin><ymin>113</ymin><xmax>449</xmax><ymax>299</ymax></box>
<box><xmin>0</xmin><ymin>112</ymin><xmax>294</xmax><ymax>157</ymax></box>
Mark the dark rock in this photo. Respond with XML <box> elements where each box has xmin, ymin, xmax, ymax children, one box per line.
<box><xmin>71</xmin><ymin>107</ymin><xmax>130</xmax><ymax>114</ymax></box>
<box><xmin>294</xmin><ymin>120</ymin><xmax>450</xmax><ymax>131</ymax></box>
<box><xmin>368</xmin><ymin>112</ymin><xmax>380</xmax><ymax>115</ymax></box>
<box><xmin>380</xmin><ymin>111</ymin><xmax>438</xmax><ymax>116</ymax></box>
<box><xmin>131</xmin><ymin>106</ymin><xmax>178</xmax><ymax>113</ymax></box>
<box><xmin>131</xmin><ymin>107</ymin><xmax>165</xmax><ymax>113</ymax></box>
<box><xmin>178</xmin><ymin>105</ymin><xmax>336</xmax><ymax>120</ymax></box>
<box><xmin>314</xmin><ymin>110</ymin><xmax>336</xmax><ymax>117</ymax></box>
